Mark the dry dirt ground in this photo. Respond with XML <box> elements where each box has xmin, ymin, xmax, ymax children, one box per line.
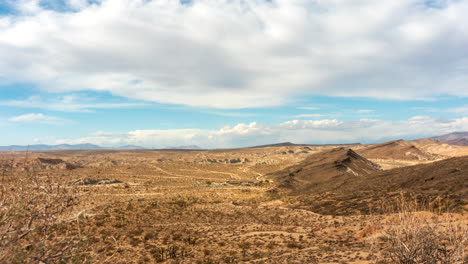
<box><xmin>1</xmin><ymin>141</ymin><xmax>467</xmax><ymax>263</ymax></box>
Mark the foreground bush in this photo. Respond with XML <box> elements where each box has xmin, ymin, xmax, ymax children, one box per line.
<box><xmin>0</xmin><ymin>158</ymin><xmax>87</xmax><ymax>263</ymax></box>
<box><xmin>374</xmin><ymin>194</ymin><xmax>467</xmax><ymax>264</ymax></box>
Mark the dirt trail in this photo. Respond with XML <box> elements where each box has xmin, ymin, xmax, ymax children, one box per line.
<box><xmin>179</xmin><ymin>168</ymin><xmax>241</xmax><ymax>180</ymax></box>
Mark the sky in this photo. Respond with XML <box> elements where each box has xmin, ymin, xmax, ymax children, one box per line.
<box><xmin>0</xmin><ymin>0</ymin><xmax>467</xmax><ymax>148</ymax></box>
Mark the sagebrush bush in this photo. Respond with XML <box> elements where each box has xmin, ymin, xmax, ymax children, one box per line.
<box><xmin>373</xmin><ymin>193</ymin><xmax>467</xmax><ymax>264</ymax></box>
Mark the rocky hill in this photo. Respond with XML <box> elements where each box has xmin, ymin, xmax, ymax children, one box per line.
<box><xmin>268</xmin><ymin>148</ymin><xmax>381</xmax><ymax>193</ymax></box>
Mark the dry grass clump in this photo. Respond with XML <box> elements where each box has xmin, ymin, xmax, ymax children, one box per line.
<box><xmin>372</xmin><ymin>193</ymin><xmax>467</xmax><ymax>264</ymax></box>
<box><xmin>0</xmin><ymin>156</ymin><xmax>87</xmax><ymax>263</ymax></box>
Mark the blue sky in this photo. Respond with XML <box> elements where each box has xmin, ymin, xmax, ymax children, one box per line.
<box><xmin>0</xmin><ymin>0</ymin><xmax>467</xmax><ymax>148</ymax></box>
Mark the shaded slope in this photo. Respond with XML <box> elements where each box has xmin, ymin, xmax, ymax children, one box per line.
<box><xmin>342</xmin><ymin>156</ymin><xmax>467</xmax><ymax>195</ymax></box>
<box><xmin>268</xmin><ymin>148</ymin><xmax>381</xmax><ymax>193</ymax></box>
<box><xmin>357</xmin><ymin>139</ymin><xmax>439</xmax><ymax>161</ymax></box>
<box><xmin>292</xmin><ymin>156</ymin><xmax>468</xmax><ymax>215</ymax></box>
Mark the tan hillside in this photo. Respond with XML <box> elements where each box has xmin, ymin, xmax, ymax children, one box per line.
<box><xmin>357</xmin><ymin>140</ymin><xmax>440</xmax><ymax>161</ymax></box>
<box><xmin>268</xmin><ymin>148</ymin><xmax>381</xmax><ymax>193</ymax></box>
<box><xmin>412</xmin><ymin>138</ymin><xmax>468</xmax><ymax>157</ymax></box>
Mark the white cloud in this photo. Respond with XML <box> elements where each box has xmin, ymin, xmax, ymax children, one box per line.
<box><xmin>0</xmin><ymin>95</ymin><xmax>147</xmax><ymax>112</ymax></box>
<box><xmin>357</xmin><ymin>109</ymin><xmax>375</xmax><ymax>114</ymax></box>
<box><xmin>447</xmin><ymin>105</ymin><xmax>468</xmax><ymax>115</ymax></box>
<box><xmin>293</xmin><ymin>114</ymin><xmax>324</xmax><ymax>118</ymax></box>
<box><xmin>280</xmin><ymin>119</ymin><xmax>345</xmax><ymax>130</ymax></box>
<box><xmin>201</xmin><ymin>110</ymin><xmax>259</xmax><ymax>117</ymax></box>
<box><xmin>54</xmin><ymin>116</ymin><xmax>468</xmax><ymax>148</ymax></box>
<box><xmin>297</xmin><ymin>107</ymin><xmax>320</xmax><ymax>110</ymax></box>
<box><xmin>0</xmin><ymin>0</ymin><xmax>467</xmax><ymax>108</ymax></box>
<box><xmin>8</xmin><ymin>113</ymin><xmax>67</xmax><ymax>124</ymax></box>
<box><xmin>411</xmin><ymin>106</ymin><xmax>439</xmax><ymax>113</ymax></box>
<box><xmin>9</xmin><ymin>0</ymin><xmax>42</xmax><ymax>14</ymax></box>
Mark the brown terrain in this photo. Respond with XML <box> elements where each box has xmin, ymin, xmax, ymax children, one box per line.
<box><xmin>357</xmin><ymin>140</ymin><xmax>440</xmax><ymax>161</ymax></box>
<box><xmin>412</xmin><ymin>138</ymin><xmax>468</xmax><ymax>157</ymax></box>
<box><xmin>1</xmin><ymin>140</ymin><xmax>467</xmax><ymax>263</ymax></box>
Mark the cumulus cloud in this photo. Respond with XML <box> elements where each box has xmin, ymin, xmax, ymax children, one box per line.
<box><xmin>0</xmin><ymin>0</ymin><xmax>467</xmax><ymax>108</ymax></box>
<box><xmin>8</xmin><ymin>113</ymin><xmax>67</xmax><ymax>124</ymax></box>
<box><xmin>54</xmin><ymin>116</ymin><xmax>468</xmax><ymax>148</ymax></box>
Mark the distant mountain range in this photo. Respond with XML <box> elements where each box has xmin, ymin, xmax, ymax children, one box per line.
<box><xmin>0</xmin><ymin>144</ymin><xmax>146</xmax><ymax>151</ymax></box>
<box><xmin>248</xmin><ymin>142</ymin><xmax>299</xmax><ymax>148</ymax></box>
<box><xmin>0</xmin><ymin>144</ymin><xmax>103</xmax><ymax>151</ymax></box>
<box><xmin>0</xmin><ymin>143</ymin><xmax>207</xmax><ymax>151</ymax></box>
<box><xmin>431</xmin><ymin>132</ymin><xmax>468</xmax><ymax>146</ymax></box>
<box><xmin>2</xmin><ymin>131</ymin><xmax>467</xmax><ymax>151</ymax></box>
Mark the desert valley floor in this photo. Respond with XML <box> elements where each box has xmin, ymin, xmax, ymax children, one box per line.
<box><xmin>1</xmin><ymin>139</ymin><xmax>467</xmax><ymax>263</ymax></box>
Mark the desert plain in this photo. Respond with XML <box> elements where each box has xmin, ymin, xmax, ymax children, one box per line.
<box><xmin>1</xmin><ymin>139</ymin><xmax>467</xmax><ymax>263</ymax></box>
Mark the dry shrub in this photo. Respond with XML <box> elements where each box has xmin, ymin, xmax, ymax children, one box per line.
<box><xmin>0</xmin><ymin>156</ymin><xmax>87</xmax><ymax>263</ymax></box>
<box><xmin>373</xmin><ymin>193</ymin><xmax>467</xmax><ymax>264</ymax></box>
